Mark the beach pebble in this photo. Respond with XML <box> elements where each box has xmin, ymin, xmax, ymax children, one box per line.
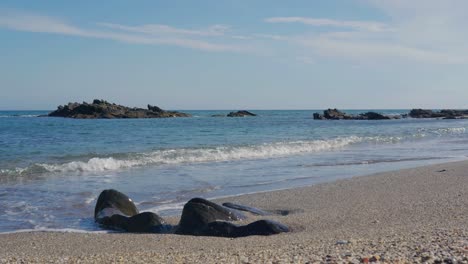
<box><xmin>336</xmin><ymin>240</ymin><xmax>350</xmax><ymax>245</ymax></box>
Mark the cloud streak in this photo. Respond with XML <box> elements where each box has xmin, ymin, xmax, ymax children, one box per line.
<box><xmin>265</xmin><ymin>17</ymin><xmax>391</xmax><ymax>32</ymax></box>
<box><xmin>97</xmin><ymin>23</ymin><xmax>230</xmax><ymax>37</ymax></box>
<box><xmin>263</xmin><ymin>6</ymin><xmax>468</xmax><ymax>65</ymax></box>
<box><xmin>0</xmin><ymin>10</ymin><xmax>250</xmax><ymax>52</ymax></box>
<box><xmin>1</xmin><ymin>4</ymin><xmax>467</xmax><ymax>65</ymax></box>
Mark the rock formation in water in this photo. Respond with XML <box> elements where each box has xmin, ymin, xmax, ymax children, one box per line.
<box><xmin>409</xmin><ymin>109</ymin><xmax>468</xmax><ymax>119</ymax></box>
<box><xmin>313</xmin><ymin>109</ymin><xmax>397</xmax><ymax>120</ymax></box>
<box><xmin>227</xmin><ymin>111</ymin><xmax>257</xmax><ymax>117</ymax></box>
<box><xmin>48</xmin><ymin>99</ymin><xmax>191</xmax><ymax>119</ymax></box>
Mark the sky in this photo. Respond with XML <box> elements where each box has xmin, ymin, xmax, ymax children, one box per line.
<box><xmin>0</xmin><ymin>0</ymin><xmax>467</xmax><ymax>110</ymax></box>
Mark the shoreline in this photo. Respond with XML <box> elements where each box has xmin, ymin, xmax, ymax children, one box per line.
<box><xmin>1</xmin><ymin>160</ymin><xmax>467</xmax><ymax>263</ymax></box>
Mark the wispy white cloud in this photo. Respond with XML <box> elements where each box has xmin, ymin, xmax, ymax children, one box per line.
<box><xmin>265</xmin><ymin>17</ymin><xmax>391</xmax><ymax>32</ymax></box>
<box><xmin>1</xmin><ymin>3</ymin><xmax>467</xmax><ymax>65</ymax></box>
<box><xmin>0</xmin><ymin>10</ymin><xmax>251</xmax><ymax>52</ymax></box>
<box><xmin>0</xmin><ymin>11</ymin><xmax>86</xmax><ymax>35</ymax></box>
<box><xmin>97</xmin><ymin>23</ymin><xmax>230</xmax><ymax>37</ymax></box>
<box><xmin>294</xmin><ymin>34</ymin><xmax>465</xmax><ymax>64</ymax></box>
<box><xmin>263</xmin><ymin>1</ymin><xmax>468</xmax><ymax>65</ymax></box>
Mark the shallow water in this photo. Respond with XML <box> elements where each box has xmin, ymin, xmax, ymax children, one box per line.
<box><xmin>0</xmin><ymin>110</ymin><xmax>467</xmax><ymax>232</ymax></box>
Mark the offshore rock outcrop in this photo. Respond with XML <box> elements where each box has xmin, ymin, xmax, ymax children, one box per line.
<box><xmin>313</xmin><ymin>109</ymin><xmax>397</xmax><ymax>120</ymax></box>
<box><xmin>409</xmin><ymin>109</ymin><xmax>468</xmax><ymax>119</ymax></box>
<box><xmin>48</xmin><ymin>99</ymin><xmax>191</xmax><ymax>119</ymax></box>
<box><xmin>227</xmin><ymin>111</ymin><xmax>257</xmax><ymax>117</ymax></box>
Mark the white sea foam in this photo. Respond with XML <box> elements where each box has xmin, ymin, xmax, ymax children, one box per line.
<box><xmin>0</xmin><ymin>114</ymin><xmax>39</xmax><ymax>118</ymax></box>
<box><xmin>21</xmin><ymin>136</ymin><xmax>365</xmax><ymax>174</ymax></box>
<box><xmin>0</xmin><ymin>228</ymin><xmax>112</xmax><ymax>235</ymax></box>
<box><xmin>435</xmin><ymin>127</ymin><xmax>466</xmax><ymax>134</ymax></box>
<box><xmin>417</xmin><ymin>127</ymin><xmax>466</xmax><ymax>136</ymax></box>
<box><xmin>1</xmin><ymin>129</ymin><xmax>464</xmax><ymax>176</ymax></box>
<box><xmin>147</xmin><ymin>202</ymin><xmax>186</xmax><ymax>214</ymax></box>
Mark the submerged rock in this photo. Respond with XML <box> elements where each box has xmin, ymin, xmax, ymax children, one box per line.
<box><xmin>227</xmin><ymin>110</ymin><xmax>257</xmax><ymax>117</ymax></box>
<box><xmin>48</xmin><ymin>100</ymin><xmax>191</xmax><ymax>119</ymax></box>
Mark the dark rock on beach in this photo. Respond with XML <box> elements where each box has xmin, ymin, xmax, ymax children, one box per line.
<box><xmin>313</xmin><ymin>109</ymin><xmax>396</xmax><ymax>120</ymax></box>
<box><xmin>94</xmin><ymin>189</ymin><xmax>168</xmax><ymax>233</ymax></box>
<box><xmin>227</xmin><ymin>110</ymin><xmax>257</xmax><ymax>117</ymax></box>
<box><xmin>48</xmin><ymin>99</ymin><xmax>191</xmax><ymax>119</ymax></box>
<box><xmin>409</xmin><ymin>109</ymin><xmax>468</xmax><ymax>119</ymax></box>
<box><xmin>202</xmin><ymin>219</ymin><xmax>289</xmax><ymax>238</ymax></box>
<box><xmin>94</xmin><ymin>189</ymin><xmax>138</xmax><ymax>219</ymax></box>
<box><xmin>175</xmin><ymin>198</ymin><xmax>246</xmax><ymax>236</ymax></box>
<box><xmin>222</xmin><ymin>202</ymin><xmax>271</xmax><ymax>216</ymax></box>
<box><xmin>94</xmin><ymin>189</ymin><xmax>289</xmax><ymax>237</ymax></box>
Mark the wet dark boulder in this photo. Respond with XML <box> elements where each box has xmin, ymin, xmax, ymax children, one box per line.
<box><xmin>94</xmin><ymin>189</ymin><xmax>167</xmax><ymax>232</ymax></box>
<box><xmin>124</xmin><ymin>212</ymin><xmax>166</xmax><ymax>233</ymax></box>
<box><xmin>202</xmin><ymin>219</ymin><xmax>289</xmax><ymax>238</ymax></box>
<box><xmin>222</xmin><ymin>202</ymin><xmax>271</xmax><ymax>216</ymax></box>
<box><xmin>48</xmin><ymin>100</ymin><xmax>191</xmax><ymax>119</ymax></box>
<box><xmin>227</xmin><ymin>110</ymin><xmax>257</xmax><ymax>117</ymax></box>
<box><xmin>176</xmin><ymin>198</ymin><xmax>289</xmax><ymax>237</ymax></box>
<box><xmin>94</xmin><ymin>189</ymin><xmax>138</xmax><ymax>219</ymax></box>
<box><xmin>93</xmin><ymin>190</ymin><xmax>289</xmax><ymax>237</ymax></box>
<box><xmin>175</xmin><ymin>198</ymin><xmax>246</xmax><ymax>235</ymax></box>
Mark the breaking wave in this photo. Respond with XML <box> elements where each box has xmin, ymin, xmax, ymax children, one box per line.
<box><xmin>0</xmin><ymin>114</ymin><xmax>39</xmax><ymax>118</ymax></box>
<box><xmin>1</xmin><ymin>136</ymin><xmax>375</xmax><ymax>175</ymax></box>
<box><xmin>1</xmin><ymin>126</ymin><xmax>465</xmax><ymax>176</ymax></box>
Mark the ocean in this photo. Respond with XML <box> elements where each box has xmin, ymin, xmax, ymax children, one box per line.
<box><xmin>1</xmin><ymin>110</ymin><xmax>467</xmax><ymax>233</ymax></box>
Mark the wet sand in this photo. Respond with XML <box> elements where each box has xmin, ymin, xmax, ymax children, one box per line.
<box><xmin>1</xmin><ymin>160</ymin><xmax>467</xmax><ymax>263</ymax></box>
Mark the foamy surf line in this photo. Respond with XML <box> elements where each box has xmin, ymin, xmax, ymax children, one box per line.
<box><xmin>1</xmin><ymin>128</ymin><xmax>465</xmax><ymax>176</ymax></box>
<box><xmin>0</xmin><ymin>228</ymin><xmax>115</xmax><ymax>235</ymax></box>
<box><xmin>1</xmin><ymin>136</ymin><xmax>366</xmax><ymax>175</ymax></box>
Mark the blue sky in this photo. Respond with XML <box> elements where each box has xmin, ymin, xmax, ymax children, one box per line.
<box><xmin>1</xmin><ymin>0</ymin><xmax>467</xmax><ymax>110</ymax></box>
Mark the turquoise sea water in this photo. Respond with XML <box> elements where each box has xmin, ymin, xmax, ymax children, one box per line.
<box><xmin>1</xmin><ymin>110</ymin><xmax>468</xmax><ymax>232</ymax></box>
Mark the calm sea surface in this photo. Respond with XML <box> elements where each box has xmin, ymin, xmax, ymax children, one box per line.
<box><xmin>1</xmin><ymin>110</ymin><xmax>467</xmax><ymax>232</ymax></box>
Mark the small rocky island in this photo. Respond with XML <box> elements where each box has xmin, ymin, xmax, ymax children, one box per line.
<box><xmin>210</xmin><ymin>110</ymin><xmax>257</xmax><ymax>117</ymax></box>
<box><xmin>227</xmin><ymin>110</ymin><xmax>257</xmax><ymax>117</ymax></box>
<box><xmin>408</xmin><ymin>109</ymin><xmax>468</xmax><ymax>119</ymax></box>
<box><xmin>314</xmin><ymin>108</ymin><xmax>468</xmax><ymax>120</ymax></box>
<box><xmin>48</xmin><ymin>99</ymin><xmax>191</xmax><ymax>119</ymax></box>
<box><xmin>313</xmin><ymin>109</ymin><xmax>398</xmax><ymax>120</ymax></box>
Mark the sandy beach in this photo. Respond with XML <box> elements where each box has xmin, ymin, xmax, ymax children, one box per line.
<box><xmin>0</xmin><ymin>160</ymin><xmax>467</xmax><ymax>263</ymax></box>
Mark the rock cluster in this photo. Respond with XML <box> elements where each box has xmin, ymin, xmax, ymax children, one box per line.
<box><xmin>48</xmin><ymin>99</ymin><xmax>191</xmax><ymax>119</ymax></box>
<box><xmin>94</xmin><ymin>189</ymin><xmax>289</xmax><ymax>237</ymax></box>
<box><xmin>227</xmin><ymin>111</ymin><xmax>257</xmax><ymax>117</ymax></box>
<box><xmin>313</xmin><ymin>109</ymin><xmax>396</xmax><ymax>120</ymax></box>
<box><xmin>409</xmin><ymin>109</ymin><xmax>468</xmax><ymax>119</ymax></box>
